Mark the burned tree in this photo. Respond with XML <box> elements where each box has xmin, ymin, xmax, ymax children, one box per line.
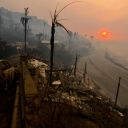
<box><xmin>49</xmin><ymin>2</ymin><xmax>80</xmax><ymax>86</ymax></box>
<box><xmin>21</xmin><ymin>8</ymin><xmax>31</xmax><ymax>54</ymax></box>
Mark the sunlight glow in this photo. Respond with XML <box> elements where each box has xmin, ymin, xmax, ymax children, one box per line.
<box><xmin>100</xmin><ymin>31</ymin><xmax>109</xmax><ymax>38</ymax></box>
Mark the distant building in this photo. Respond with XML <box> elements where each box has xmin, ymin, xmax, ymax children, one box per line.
<box><xmin>36</xmin><ymin>40</ymin><xmax>63</xmax><ymax>49</ymax></box>
<box><xmin>41</xmin><ymin>40</ymin><xmax>61</xmax><ymax>44</ymax></box>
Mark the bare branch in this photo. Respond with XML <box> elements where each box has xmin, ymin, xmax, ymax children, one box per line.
<box><xmin>54</xmin><ymin>3</ymin><xmax>59</xmax><ymax>16</ymax></box>
<box><xmin>56</xmin><ymin>1</ymin><xmax>81</xmax><ymax>17</ymax></box>
<box><xmin>49</xmin><ymin>10</ymin><xmax>53</xmax><ymax>22</ymax></box>
<box><xmin>57</xmin><ymin>18</ymin><xmax>68</xmax><ymax>22</ymax></box>
<box><xmin>56</xmin><ymin>21</ymin><xmax>70</xmax><ymax>34</ymax></box>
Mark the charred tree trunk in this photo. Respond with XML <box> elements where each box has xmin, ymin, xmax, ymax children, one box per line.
<box><xmin>49</xmin><ymin>23</ymin><xmax>55</xmax><ymax>86</ymax></box>
<box><xmin>21</xmin><ymin>8</ymin><xmax>30</xmax><ymax>55</ymax></box>
<box><xmin>24</xmin><ymin>19</ymin><xmax>27</xmax><ymax>54</ymax></box>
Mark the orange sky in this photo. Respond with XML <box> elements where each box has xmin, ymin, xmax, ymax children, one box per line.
<box><xmin>1</xmin><ymin>0</ymin><xmax>128</xmax><ymax>41</ymax></box>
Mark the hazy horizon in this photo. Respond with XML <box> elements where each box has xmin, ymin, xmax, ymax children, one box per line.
<box><xmin>1</xmin><ymin>0</ymin><xmax>128</xmax><ymax>41</ymax></box>
<box><xmin>1</xmin><ymin>0</ymin><xmax>128</xmax><ymax>59</ymax></box>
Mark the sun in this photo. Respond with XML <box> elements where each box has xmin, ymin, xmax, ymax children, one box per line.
<box><xmin>100</xmin><ymin>31</ymin><xmax>109</xmax><ymax>38</ymax></box>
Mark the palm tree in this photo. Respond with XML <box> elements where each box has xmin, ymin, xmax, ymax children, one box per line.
<box><xmin>21</xmin><ymin>8</ymin><xmax>30</xmax><ymax>54</ymax></box>
<box><xmin>49</xmin><ymin>1</ymin><xmax>80</xmax><ymax>86</ymax></box>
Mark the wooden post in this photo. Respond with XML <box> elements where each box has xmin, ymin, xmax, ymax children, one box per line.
<box><xmin>83</xmin><ymin>63</ymin><xmax>87</xmax><ymax>82</ymax></box>
<box><xmin>74</xmin><ymin>55</ymin><xmax>78</xmax><ymax>77</ymax></box>
<box><xmin>114</xmin><ymin>77</ymin><xmax>121</xmax><ymax>107</ymax></box>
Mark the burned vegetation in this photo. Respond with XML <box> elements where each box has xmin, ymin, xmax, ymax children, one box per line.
<box><xmin>19</xmin><ymin>57</ymin><xmax>127</xmax><ymax>128</ymax></box>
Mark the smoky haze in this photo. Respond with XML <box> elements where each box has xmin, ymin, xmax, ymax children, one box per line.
<box><xmin>1</xmin><ymin>0</ymin><xmax>128</xmax><ymax>59</ymax></box>
<box><xmin>1</xmin><ymin>0</ymin><xmax>128</xmax><ymax>40</ymax></box>
<box><xmin>0</xmin><ymin>0</ymin><xmax>128</xmax><ymax>107</ymax></box>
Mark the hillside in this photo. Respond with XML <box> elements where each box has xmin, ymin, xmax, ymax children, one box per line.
<box><xmin>0</xmin><ymin>7</ymin><xmax>93</xmax><ymax>66</ymax></box>
<box><xmin>0</xmin><ymin>7</ymin><xmax>91</xmax><ymax>52</ymax></box>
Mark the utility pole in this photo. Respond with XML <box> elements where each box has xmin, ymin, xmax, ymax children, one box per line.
<box><xmin>114</xmin><ymin>77</ymin><xmax>121</xmax><ymax>107</ymax></box>
<box><xmin>21</xmin><ymin>8</ymin><xmax>30</xmax><ymax>54</ymax></box>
